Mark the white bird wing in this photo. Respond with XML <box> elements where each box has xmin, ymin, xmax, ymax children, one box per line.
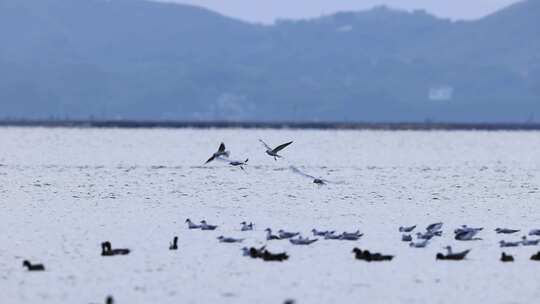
<box><xmin>290</xmin><ymin>166</ymin><xmax>317</xmax><ymax>179</ymax></box>
<box><xmin>259</xmin><ymin>139</ymin><xmax>272</xmax><ymax>151</ymax></box>
<box><xmin>215</xmin><ymin>156</ymin><xmax>243</xmax><ymax>164</ymax></box>
<box><xmin>290</xmin><ymin>166</ymin><xmax>345</xmax><ymax>185</ymax></box>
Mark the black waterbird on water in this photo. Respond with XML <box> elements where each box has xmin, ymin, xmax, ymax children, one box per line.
<box><xmin>22</xmin><ymin>260</ymin><xmax>45</xmax><ymax>271</ymax></box>
<box><xmin>436</xmin><ymin>246</ymin><xmax>470</xmax><ymax>260</ymax></box>
<box><xmin>352</xmin><ymin>248</ymin><xmax>393</xmax><ymax>262</ymax></box>
<box><xmin>101</xmin><ymin>241</ymin><xmax>130</xmax><ymax>256</ymax></box>
<box><xmin>501</xmin><ymin>252</ymin><xmax>514</xmax><ymax>262</ymax></box>
<box><xmin>169</xmin><ymin>236</ymin><xmax>178</xmax><ymax>250</ymax></box>
<box><xmin>530</xmin><ymin>252</ymin><xmax>540</xmax><ymax>261</ymax></box>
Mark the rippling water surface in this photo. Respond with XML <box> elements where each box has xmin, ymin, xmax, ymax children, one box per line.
<box><xmin>1</xmin><ymin>127</ymin><xmax>540</xmax><ymax>303</ymax></box>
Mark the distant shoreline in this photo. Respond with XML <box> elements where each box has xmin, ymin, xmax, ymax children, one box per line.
<box><xmin>1</xmin><ymin>120</ymin><xmax>539</xmax><ymax>131</ymax></box>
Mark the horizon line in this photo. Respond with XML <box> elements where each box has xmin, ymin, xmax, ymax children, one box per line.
<box><xmin>1</xmin><ymin>119</ymin><xmax>539</xmax><ymax>131</ymax></box>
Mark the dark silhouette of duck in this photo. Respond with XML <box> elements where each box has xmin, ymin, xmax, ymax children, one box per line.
<box><xmin>530</xmin><ymin>252</ymin><xmax>540</xmax><ymax>261</ymax></box>
<box><xmin>106</xmin><ymin>296</ymin><xmax>114</xmax><ymax>304</ymax></box>
<box><xmin>169</xmin><ymin>236</ymin><xmax>178</xmax><ymax>250</ymax></box>
<box><xmin>261</xmin><ymin>250</ymin><xmax>289</xmax><ymax>262</ymax></box>
<box><xmin>352</xmin><ymin>248</ymin><xmax>393</xmax><ymax>262</ymax></box>
<box><xmin>501</xmin><ymin>252</ymin><xmax>514</xmax><ymax>262</ymax></box>
<box><xmin>242</xmin><ymin>246</ymin><xmax>288</xmax><ymax>261</ymax></box>
<box><xmin>101</xmin><ymin>241</ymin><xmax>130</xmax><ymax>256</ymax></box>
<box><xmin>242</xmin><ymin>246</ymin><xmax>266</xmax><ymax>258</ymax></box>
<box><xmin>242</xmin><ymin>246</ymin><xmax>259</xmax><ymax>257</ymax></box>
<box><xmin>259</xmin><ymin>139</ymin><xmax>293</xmax><ymax>160</ymax></box>
<box><xmin>205</xmin><ymin>142</ymin><xmax>230</xmax><ymax>164</ymax></box>
<box><xmin>22</xmin><ymin>260</ymin><xmax>45</xmax><ymax>271</ymax></box>
<box><xmin>436</xmin><ymin>246</ymin><xmax>470</xmax><ymax>260</ymax></box>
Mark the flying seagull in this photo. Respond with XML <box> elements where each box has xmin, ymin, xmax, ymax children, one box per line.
<box><xmin>216</xmin><ymin>156</ymin><xmax>249</xmax><ymax>171</ymax></box>
<box><xmin>290</xmin><ymin>166</ymin><xmax>329</xmax><ymax>185</ymax></box>
<box><xmin>205</xmin><ymin>142</ymin><xmax>230</xmax><ymax>164</ymax></box>
<box><xmin>259</xmin><ymin>139</ymin><xmax>293</xmax><ymax>160</ymax></box>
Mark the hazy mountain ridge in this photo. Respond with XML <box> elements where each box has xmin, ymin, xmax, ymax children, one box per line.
<box><xmin>0</xmin><ymin>0</ymin><xmax>538</xmax><ymax>122</ymax></box>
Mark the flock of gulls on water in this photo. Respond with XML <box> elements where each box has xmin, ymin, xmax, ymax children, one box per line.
<box><xmin>18</xmin><ymin>140</ymin><xmax>540</xmax><ymax>304</ymax></box>
<box><xmin>172</xmin><ymin>219</ymin><xmax>540</xmax><ymax>263</ymax></box>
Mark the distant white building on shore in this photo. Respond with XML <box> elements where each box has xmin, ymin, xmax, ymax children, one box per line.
<box><xmin>428</xmin><ymin>85</ymin><xmax>454</xmax><ymax>101</ymax></box>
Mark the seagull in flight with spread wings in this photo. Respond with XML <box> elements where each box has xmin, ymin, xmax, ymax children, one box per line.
<box><xmin>205</xmin><ymin>142</ymin><xmax>230</xmax><ymax>164</ymax></box>
<box><xmin>216</xmin><ymin>156</ymin><xmax>249</xmax><ymax>171</ymax></box>
<box><xmin>259</xmin><ymin>139</ymin><xmax>293</xmax><ymax>160</ymax></box>
<box><xmin>290</xmin><ymin>166</ymin><xmax>330</xmax><ymax>185</ymax></box>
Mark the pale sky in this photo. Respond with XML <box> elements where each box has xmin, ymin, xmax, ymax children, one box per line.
<box><xmin>157</xmin><ymin>0</ymin><xmax>522</xmax><ymax>24</ymax></box>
